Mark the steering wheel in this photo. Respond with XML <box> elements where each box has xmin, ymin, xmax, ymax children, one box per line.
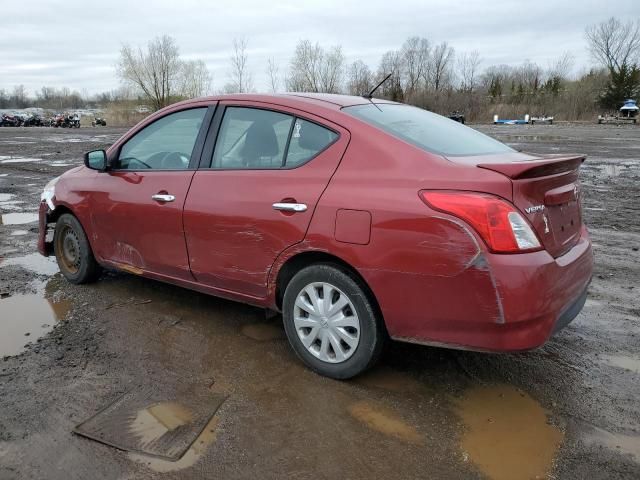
<box><xmin>158</xmin><ymin>151</ymin><xmax>190</xmax><ymax>169</ymax></box>
<box><xmin>119</xmin><ymin>156</ymin><xmax>152</xmax><ymax>169</ymax></box>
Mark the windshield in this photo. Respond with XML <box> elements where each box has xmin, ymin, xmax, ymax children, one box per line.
<box><xmin>343</xmin><ymin>104</ymin><xmax>514</xmax><ymax>156</ymax></box>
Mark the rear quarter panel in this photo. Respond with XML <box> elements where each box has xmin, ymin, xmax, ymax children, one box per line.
<box><xmin>270</xmin><ymin>122</ymin><xmax>514</xmax><ymax>335</ymax></box>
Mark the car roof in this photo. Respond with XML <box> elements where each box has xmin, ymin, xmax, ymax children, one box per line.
<box><xmin>177</xmin><ymin>92</ymin><xmax>399</xmax><ymax>114</ymax></box>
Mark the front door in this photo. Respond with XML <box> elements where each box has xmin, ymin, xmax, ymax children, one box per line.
<box><xmin>89</xmin><ymin>107</ymin><xmax>209</xmax><ymax>280</ymax></box>
<box><xmin>183</xmin><ymin>104</ymin><xmax>349</xmax><ymax>298</ymax></box>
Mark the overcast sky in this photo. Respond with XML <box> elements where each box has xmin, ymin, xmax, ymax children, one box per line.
<box><xmin>2</xmin><ymin>0</ymin><xmax>638</xmax><ymax>96</ymax></box>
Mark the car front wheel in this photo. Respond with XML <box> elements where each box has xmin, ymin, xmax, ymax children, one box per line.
<box><xmin>54</xmin><ymin>213</ymin><xmax>101</xmax><ymax>284</ymax></box>
<box><xmin>282</xmin><ymin>264</ymin><xmax>384</xmax><ymax>379</ymax></box>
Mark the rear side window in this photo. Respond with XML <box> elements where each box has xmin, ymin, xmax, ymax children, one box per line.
<box><xmin>211</xmin><ymin>107</ymin><xmax>338</xmax><ymax>169</ymax></box>
<box><xmin>212</xmin><ymin>107</ymin><xmax>293</xmax><ymax>169</ymax></box>
<box><xmin>343</xmin><ymin>104</ymin><xmax>514</xmax><ymax>156</ymax></box>
<box><xmin>286</xmin><ymin>119</ymin><xmax>338</xmax><ymax>167</ymax></box>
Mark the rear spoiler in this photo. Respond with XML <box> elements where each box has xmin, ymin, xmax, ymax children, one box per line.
<box><xmin>478</xmin><ymin>155</ymin><xmax>585</xmax><ymax>179</ymax></box>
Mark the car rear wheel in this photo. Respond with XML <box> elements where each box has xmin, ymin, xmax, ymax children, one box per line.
<box><xmin>54</xmin><ymin>213</ymin><xmax>101</xmax><ymax>284</ymax></box>
<box><xmin>282</xmin><ymin>264</ymin><xmax>384</xmax><ymax>379</ymax></box>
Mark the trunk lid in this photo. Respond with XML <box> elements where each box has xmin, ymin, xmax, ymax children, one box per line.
<box><xmin>477</xmin><ymin>154</ymin><xmax>585</xmax><ymax>258</ymax></box>
<box><xmin>447</xmin><ymin>152</ymin><xmax>585</xmax><ymax>258</ymax></box>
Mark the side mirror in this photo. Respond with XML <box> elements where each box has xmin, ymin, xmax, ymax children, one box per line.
<box><xmin>84</xmin><ymin>150</ymin><xmax>107</xmax><ymax>171</ymax></box>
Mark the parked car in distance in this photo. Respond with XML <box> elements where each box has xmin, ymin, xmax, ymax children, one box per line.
<box><xmin>38</xmin><ymin>93</ymin><xmax>593</xmax><ymax>379</ymax></box>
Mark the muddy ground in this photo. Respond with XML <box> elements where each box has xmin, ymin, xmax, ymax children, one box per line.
<box><xmin>0</xmin><ymin>123</ymin><xmax>638</xmax><ymax>480</ymax></box>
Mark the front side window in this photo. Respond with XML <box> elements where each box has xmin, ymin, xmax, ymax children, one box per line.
<box><xmin>118</xmin><ymin>108</ymin><xmax>206</xmax><ymax>170</ymax></box>
<box><xmin>285</xmin><ymin>119</ymin><xmax>338</xmax><ymax>167</ymax></box>
<box><xmin>344</xmin><ymin>104</ymin><xmax>514</xmax><ymax>156</ymax></box>
<box><xmin>212</xmin><ymin>107</ymin><xmax>293</xmax><ymax>169</ymax></box>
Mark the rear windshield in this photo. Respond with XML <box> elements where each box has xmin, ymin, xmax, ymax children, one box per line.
<box><xmin>343</xmin><ymin>104</ymin><xmax>514</xmax><ymax>156</ymax></box>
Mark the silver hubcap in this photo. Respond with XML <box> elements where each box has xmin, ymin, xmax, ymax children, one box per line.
<box><xmin>293</xmin><ymin>282</ymin><xmax>360</xmax><ymax>363</ymax></box>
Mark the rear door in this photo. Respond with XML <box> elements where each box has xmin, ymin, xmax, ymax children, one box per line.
<box><xmin>90</xmin><ymin>106</ymin><xmax>212</xmax><ymax>279</ymax></box>
<box><xmin>183</xmin><ymin>103</ymin><xmax>349</xmax><ymax>298</ymax></box>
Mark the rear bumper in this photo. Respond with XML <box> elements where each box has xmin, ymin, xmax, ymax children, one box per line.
<box><xmin>371</xmin><ymin>227</ymin><xmax>594</xmax><ymax>352</ymax></box>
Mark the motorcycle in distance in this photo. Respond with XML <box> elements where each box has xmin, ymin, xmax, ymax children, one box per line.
<box><xmin>23</xmin><ymin>113</ymin><xmax>45</xmax><ymax>127</ymax></box>
<box><xmin>448</xmin><ymin>110</ymin><xmax>466</xmax><ymax>124</ymax></box>
<box><xmin>91</xmin><ymin>116</ymin><xmax>107</xmax><ymax>127</ymax></box>
<box><xmin>1</xmin><ymin>113</ymin><xmax>21</xmax><ymax>127</ymax></box>
<box><xmin>51</xmin><ymin>112</ymin><xmax>81</xmax><ymax>128</ymax></box>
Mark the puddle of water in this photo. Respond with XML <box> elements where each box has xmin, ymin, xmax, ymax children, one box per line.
<box><xmin>455</xmin><ymin>384</ymin><xmax>564</xmax><ymax>480</ymax></box>
<box><xmin>602</xmin><ymin>165</ymin><xmax>623</xmax><ymax>176</ymax></box>
<box><xmin>0</xmin><ymin>294</ymin><xmax>71</xmax><ymax>357</ymax></box>
<box><xmin>355</xmin><ymin>365</ymin><xmax>424</xmax><ymax>393</ymax></box>
<box><xmin>10</xmin><ymin>230</ymin><xmax>29</xmax><ymax>236</ymax></box>
<box><xmin>2</xmin><ymin>253</ymin><xmax>59</xmax><ymax>276</ymax></box>
<box><xmin>498</xmin><ymin>135</ymin><xmax>566</xmax><ymax>142</ymax></box>
<box><xmin>601</xmin><ymin>355</ymin><xmax>640</xmax><ymax>373</ymax></box>
<box><xmin>348</xmin><ymin>401</ymin><xmax>421</xmax><ymax>443</ymax></box>
<box><xmin>0</xmin><ymin>212</ymin><xmax>38</xmax><ymax>225</ymax></box>
<box><xmin>0</xmin><ymin>193</ymin><xmax>14</xmax><ymax>202</ymax></box>
<box><xmin>585</xmin><ymin>298</ymin><xmax>603</xmax><ymax>307</ymax></box>
<box><xmin>583</xmin><ymin>426</ymin><xmax>640</xmax><ymax>462</ymax></box>
<box><xmin>241</xmin><ymin>323</ymin><xmax>285</xmax><ymax>341</ymax></box>
<box><xmin>129</xmin><ymin>415</ymin><xmax>219</xmax><ymax>473</ymax></box>
<box><xmin>0</xmin><ymin>158</ymin><xmax>42</xmax><ymax>164</ymax></box>
<box><xmin>130</xmin><ymin>402</ymin><xmax>194</xmax><ymax>443</ymax></box>
<box><xmin>0</xmin><ymin>174</ymin><xmax>8</xmax><ymax>177</ymax></box>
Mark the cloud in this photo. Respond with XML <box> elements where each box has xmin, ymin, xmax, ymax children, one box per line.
<box><xmin>1</xmin><ymin>0</ymin><xmax>637</xmax><ymax>95</ymax></box>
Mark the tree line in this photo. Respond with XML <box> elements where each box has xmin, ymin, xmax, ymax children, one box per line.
<box><xmin>2</xmin><ymin>17</ymin><xmax>638</xmax><ymax>122</ymax></box>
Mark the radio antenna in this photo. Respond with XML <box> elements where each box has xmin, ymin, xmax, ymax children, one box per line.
<box><xmin>363</xmin><ymin>72</ymin><xmax>392</xmax><ymax>99</ymax></box>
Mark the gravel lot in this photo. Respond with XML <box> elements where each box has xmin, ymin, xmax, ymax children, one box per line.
<box><xmin>0</xmin><ymin>123</ymin><xmax>639</xmax><ymax>480</ymax></box>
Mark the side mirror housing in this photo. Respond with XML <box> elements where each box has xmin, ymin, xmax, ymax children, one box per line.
<box><xmin>84</xmin><ymin>150</ymin><xmax>108</xmax><ymax>171</ymax></box>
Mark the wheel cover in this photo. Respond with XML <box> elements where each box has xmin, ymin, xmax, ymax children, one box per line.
<box><xmin>293</xmin><ymin>282</ymin><xmax>360</xmax><ymax>364</ymax></box>
<box><xmin>57</xmin><ymin>225</ymin><xmax>81</xmax><ymax>274</ymax></box>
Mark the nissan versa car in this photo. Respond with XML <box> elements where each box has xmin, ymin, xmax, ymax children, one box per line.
<box><xmin>38</xmin><ymin>93</ymin><xmax>593</xmax><ymax>379</ymax></box>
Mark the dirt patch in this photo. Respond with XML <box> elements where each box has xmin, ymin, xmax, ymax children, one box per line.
<box><xmin>0</xmin><ymin>124</ymin><xmax>639</xmax><ymax>479</ymax></box>
<box><xmin>348</xmin><ymin>400</ymin><xmax>422</xmax><ymax>443</ymax></box>
<box><xmin>240</xmin><ymin>322</ymin><xmax>285</xmax><ymax>341</ymax></box>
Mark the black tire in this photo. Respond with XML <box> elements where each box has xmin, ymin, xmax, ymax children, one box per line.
<box><xmin>282</xmin><ymin>263</ymin><xmax>385</xmax><ymax>379</ymax></box>
<box><xmin>54</xmin><ymin>213</ymin><xmax>101</xmax><ymax>284</ymax></box>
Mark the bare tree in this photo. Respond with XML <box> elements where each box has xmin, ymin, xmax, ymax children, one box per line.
<box><xmin>320</xmin><ymin>46</ymin><xmax>344</xmax><ymax>93</ymax></box>
<box><xmin>266</xmin><ymin>57</ymin><xmax>280</xmax><ymax>93</ymax></box>
<box><xmin>429</xmin><ymin>42</ymin><xmax>455</xmax><ymax>92</ymax></box>
<box><xmin>517</xmin><ymin>60</ymin><xmax>543</xmax><ymax>93</ymax></box>
<box><xmin>377</xmin><ymin>50</ymin><xmax>404</xmax><ymax>100</ymax></box>
<box><xmin>288</xmin><ymin>40</ymin><xmax>322</xmax><ymax>92</ymax></box>
<box><xmin>548</xmin><ymin>52</ymin><xmax>575</xmax><ymax>81</ymax></box>
<box><xmin>401</xmin><ymin>36</ymin><xmax>430</xmax><ymax>99</ymax></box>
<box><xmin>457</xmin><ymin>50</ymin><xmax>481</xmax><ymax>93</ymax></box>
<box><xmin>586</xmin><ymin>17</ymin><xmax>640</xmax><ymax>73</ymax></box>
<box><xmin>181</xmin><ymin>60</ymin><xmax>212</xmax><ymax>98</ymax></box>
<box><xmin>586</xmin><ymin>17</ymin><xmax>640</xmax><ymax>108</ymax></box>
<box><xmin>287</xmin><ymin>40</ymin><xmax>344</xmax><ymax>93</ymax></box>
<box><xmin>117</xmin><ymin>35</ymin><xmax>182</xmax><ymax>110</ymax></box>
<box><xmin>347</xmin><ymin>60</ymin><xmax>373</xmax><ymax>95</ymax></box>
<box><xmin>225</xmin><ymin>37</ymin><xmax>253</xmax><ymax>93</ymax></box>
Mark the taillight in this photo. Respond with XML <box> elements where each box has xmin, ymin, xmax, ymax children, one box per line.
<box><xmin>419</xmin><ymin>191</ymin><xmax>542</xmax><ymax>254</ymax></box>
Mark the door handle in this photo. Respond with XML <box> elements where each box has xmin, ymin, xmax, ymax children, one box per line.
<box><xmin>152</xmin><ymin>194</ymin><xmax>175</xmax><ymax>203</ymax></box>
<box><xmin>272</xmin><ymin>202</ymin><xmax>307</xmax><ymax>212</ymax></box>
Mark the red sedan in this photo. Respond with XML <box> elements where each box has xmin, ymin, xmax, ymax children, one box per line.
<box><xmin>38</xmin><ymin>93</ymin><xmax>593</xmax><ymax>379</ymax></box>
